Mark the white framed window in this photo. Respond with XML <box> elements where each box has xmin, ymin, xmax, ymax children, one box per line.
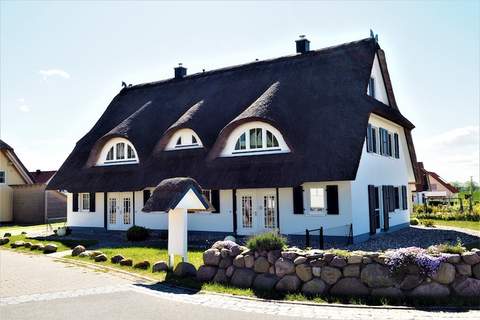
<box><xmin>368</xmin><ymin>77</ymin><xmax>375</xmax><ymax>98</ymax></box>
<box><xmin>310</xmin><ymin>188</ymin><xmax>325</xmax><ymax>212</ymax></box>
<box><xmin>0</xmin><ymin>171</ymin><xmax>5</xmax><ymax>184</ymax></box>
<box><xmin>234</xmin><ymin>128</ymin><xmax>281</xmax><ymax>153</ymax></box>
<box><xmin>97</xmin><ymin>138</ymin><xmax>139</xmax><ymax>166</ymax></box>
<box><xmin>81</xmin><ymin>193</ymin><xmax>90</xmax><ymax>211</ymax></box>
<box><xmin>165</xmin><ymin>129</ymin><xmax>203</xmax><ymax>151</ymax></box>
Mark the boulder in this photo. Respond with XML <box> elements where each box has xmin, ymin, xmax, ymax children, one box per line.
<box><xmin>330</xmin><ymin>278</ymin><xmax>369</xmax><ymax>296</ymax></box>
<box><xmin>197</xmin><ymin>265</ymin><xmax>218</xmax><ymax>282</ymax></box>
<box><xmin>330</xmin><ymin>256</ymin><xmax>347</xmax><ymax>268</ymax></box>
<box><xmin>371</xmin><ymin>287</ymin><xmax>403</xmax><ymax>298</ymax></box>
<box><xmin>134</xmin><ymin>261</ymin><xmax>151</xmax><ymax>270</ymax></box>
<box><xmin>456</xmin><ymin>264</ymin><xmax>472</xmax><ymax>276</ymax></box>
<box><xmin>43</xmin><ymin>244</ymin><xmax>58</xmax><ymax>254</ymax></box>
<box><xmin>343</xmin><ymin>264</ymin><xmax>360</xmax><ymax>278</ymax></box>
<box><xmin>362</xmin><ymin>257</ymin><xmax>372</xmax><ymax>264</ymax></box>
<box><xmin>312</xmin><ymin>266</ymin><xmax>321</xmax><ymax>277</ymax></box>
<box><xmin>0</xmin><ymin>237</ymin><xmax>10</xmax><ymax>245</ymax></box>
<box><xmin>24</xmin><ymin>242</ymin><xmax>33</xmax><ymax>248</ymax></box>
<box><xmin>3</xmin><ymin>232</ymin><xmax>11</xmax><ymax>237</ymax></box>
<box><xmin>37</xmin><ymin>244</ymin><xmax>45</xmax><ymax>251</ymax></box>
<box><xmin>462</xmin><ymin>252</ymin><xmax>480</xmax><ymax>265</ymax></box>
<box><xmin>233</xmin><ymin>255</ymin><xmax>245</xmax><ymax>268</ymax></box>
<box><xmin>203</xmin><ymin>249</ymin><xmax>221</xmax><ymax>266</ymax></box>
<box><xmin>431</xmin><ymin>263</ymin><xmax>455</xmax><ymax>284</ymax></box>
<box><xmin>373</xmin><ymin>255</ymin><xmax>387</xmax><ymax>265</ymax></box>
<box><xmin>406</xmin><ymin>264</ymin><xmax>420</xmax><ymax>274</ymax></box>
<box><xmin>94</xmin><ymin>254</ymin><xmax>108</xmax><ymax>262</ymax></box>
<box><xmin>472</xmin><ymin>263</ymin><xmax>480</xmax><ymax>279</ymax></box>
<box><xmin>294</xmin><ymin>256</ymin><xmax>307</xmax><ymax>265</ymax></box>
<box><xmin>310</xmin><ymin>259</ymin><xmax>326</xmax><ymax>267</ymax></box>
<box><xmin>446</xmin><ymin>254</ymin><xmax>461</xmax><ymax>264</ymax></box>
<box><xmin>320</xmin><ymin>266</ymin><xmax>342</xmax><ymax>285</ymax></box>
<box><xmin>244</xmin><ymin>255</ymin><xmax>255</xmax><ymax>268</ymax></box>
<box><xmin>90</xmin><ymin>251</ymin><xmax>103</xmax><ymax>257</ymax></box>
<box><xmin>220</xmin><ymin>248</ymin><xmax>231</xmax><ymax>258</ymax></box>
<box><xmin>219</xmin><ymin>256</ymin><xmax>233</xmax><ymax>269</ymax></box>
<box><xmin>254</xmin><ymin>257</ymin><xmax>270</xmax><ymax>273</ymax></box>
<box><xmin>230</xmin><ymin>245</ymin><xmax>242</xmax><ymax>257</ymax></box>
<box><xmin>295</xmin><ymin>264</ymin><xmax>313</xmax><ymax>282</ymax></box>
<box><xmin>281</xmin><ymin>251</ymin><xmax>299</xmax><ymax>261</ymax></box>
<box><xmin>78</xmin><ymin>252</ymin><xmax>90</xmax><ymax>258</ymax></box>
<box><xmin>347</xmin><ymin>254</ymin><xmax>363</xmax><ymax>264</ymax></box>
<box><xmin>451</xmin><ymin>277</ymin><xmax>480</xmax><ymax>297</ymax></box>
<box><xmin>267</xmin><ymin>250</ymin><xmax>281</xmax><ymax>264</ymax></box>
<box><xmin>269</xmin><ymin>265</ymin><xmax>275</xmax><ymax>275</ymax></box>
<box><xmin>253</xmin><ymin>273</ymin><xmax>278</xmax><ymax>291</ymax></box>
<box><xmin>323</xmin><ymin>253</ymin><xmax>335</xmax><ymax>263</ymax></box>
<box><xmin>213</xmin><ymin>269</ymin><xmax>228</xmax><ymax>284</ymax></box>
<box><xmin>360</xmin><ymin>263</ymin><xmax>394</xmax><ymax>288</ymax></box>
<box><xmin>72</xmin><ymin>245</ymin><xmax>86</xmax><ymax>257</ymax></box>
<box><xmin>30</xmin><ymin>244</ymin><xmax>40</xmax><ymax>250</ymax></box>
<box><xmin>111</xmin><ymin>254</ymin><xmax>125</xmax><ymax>264</ymax></box>
<box><xmin>11</xmin><ymin>241</ymin><xmax>25</xmax><ymax>248</ymax></box>
<box><xmin>119</xmin><ymin>258</ymin><xmax>133</xmax><ymax>266</ymax></box>
<box><xmin>275</xmin><ymin>257</ymin><xmax>295</xmax><ymax>277</ymax></box>
<box><xmin>152</xmin><ymin>261</ymin><xmax>168</xmax><ymax>272</ymax></box>
<box><xmin>226</xmin><ymin>265</ymin><xmax>236</xmax><ymax>278</ymax></box>
<box><xmin>275</xmin><ymin>275</ymin><xmax>301</xmax><ymax>292</ymax></box>
<box><xmin>231</xmin><ymin>268</ymin><xmax>256</xmax><ymax>288</ymax></box>
<box><xmin>400</xmin><ymin>274</ymin><xmax>423</xmax><ymax>290</ymax></box>
<box><xmin>301</xmin><ymin>278</ymin><xmax>327</xmax><ymax>296</ymax></box>
<box><xmin>174</xmin><ymin>262</ymin><xmax>197</xmax><ymax>278</ymax></box>
<box><xmin>410</xmin><ymin>282</ymin><xmax>450</xmax><ymax>298</ymax></box>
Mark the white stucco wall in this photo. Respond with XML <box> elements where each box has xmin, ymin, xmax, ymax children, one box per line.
<box><xmin>66</xmin><ymin>192</ymin><xmax>104</xmax><ymax>228</ymax></box>
<box><xmin>279</xmin><ymin>183</ymin><xmax>353</xmax><ymax>237</ymax></box>
<box><xmin>351</xmin><ymin>114</ymin><xmax>414</xmax><ymax>237</ymax></box>
<box><xmin>369</xmin><ymin>54</ymin><xmax>390</xmax><ymax>106</ymax></box>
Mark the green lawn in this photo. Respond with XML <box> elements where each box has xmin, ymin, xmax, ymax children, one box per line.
<box><xmin>1</xmin><ymin>235</ymin><xmax>98</xmax><ymax>255</ymax></box>
<box><xmin>419</xmin><ymin>219</ymin><xmax>480</xmax><ymax>231</ymax></box>
<box><xmin>0</xmin><ymin>222</ymin><xmax>65</xmax><ymax>235</ymax></box>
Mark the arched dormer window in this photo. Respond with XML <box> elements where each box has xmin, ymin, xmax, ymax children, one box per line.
<box><xmin>97</xmin><ymin>137</ymin><xmax>139</xmax><ymax>166</ymax></box>
<box><xmin>165</xmin><ymin>128</ymin><xmax>203</xmax><ymax>151</ymax></box>
<box><xmin>221</xmin><ymin>121</ymin><xmax>289</xmax><ymax>157</ymax></box>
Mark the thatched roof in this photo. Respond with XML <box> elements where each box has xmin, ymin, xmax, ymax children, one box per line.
<box><xmin>47</xmin><ymin>38</ymin><xmax>418</xmax><ymax>192</ymax></box>
<box><xmin>142</xmin><ymin>177</ymin><xmax>211</xmax><ymax>212</ymax></box>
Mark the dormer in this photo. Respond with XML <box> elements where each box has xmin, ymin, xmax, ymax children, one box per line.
<box><xmin>220</xmin><ymin>121</ymin><xmax>290</xmax><ymax>157</ymax></box>
<box><xmin>367</xmin><ymin>53</ymin><xmax>391</xmax><ymax>106</ymax></box>
<box><xmin>96</xmin><ymin>137</ymin><xmax>139</xmax><ymax>166</ymax></box>
<box><xmin>164</xmin><ymin>128</ymin><xmax>203</xmax><ymax>151</ymax></box>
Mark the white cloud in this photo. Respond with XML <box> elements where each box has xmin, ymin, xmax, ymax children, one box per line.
<box><xmin>18</xmin><ymin>105</ymin><xmax>30</xmax><ymax>112</ymax></box>
<box><xmin>39</xmin><ymin>69</ymin><xmax>70</xmax><ymax>80</ymax></box>
<box><xmin>17</xmin><ymin>98</ymin><xmax>25</xmax><ymax>103</ymax></box>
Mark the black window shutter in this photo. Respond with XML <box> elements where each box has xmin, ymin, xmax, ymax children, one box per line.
<box><xmin>143</xmin><ymin>190</ymin><xmax>151</xmax><ymax>205</ymax></box>
<box><xmin>402</xmin><ymin>186</ymin><xmax>408</xmax><ymax>210</ymax></box>
<box><xmin>211</xmin><ymin>190</ymin><xmax>220</xmax><ymax>213</ymax></box>
<box><xmin>72</xmin><ymin>193</ymin><xmax>79</xmax><ymax>212</ymax></box>
<box><xmin>387</xmin><ymin>133</ymin><xmax>393</xmax><ymax>156</ymax></box>
<box><xmin>394</xmin><ymin>133</ymin><xmax>399</xmax><ymax>158</ymax></box>
<box><xmin>389</xmin><ymin>186</ymin><xmax>395</xmax><ymax>211</ymax></box>
<box><xmin>382</xmin><ymin>186</ymin><xmax>389</xmax><ymax>230</ymax></box>
<box><xmin>326</xmin><ymin>185</ymin><xmax>339</xmax><ymax>215</ymax></box>
<box><xmin>394</xmin><ymin>187</ymin><xmax>399</xmax><ymax>209</ymax></box>
<box><xmin>293</xmin><ymin>186</ymin><xmax>304</xmax><ymax>214</ymax></box>
<box><xmin>372</xmin><ymin>127</ymin><xmax>377</xmax><ymax>153</ymax></box>
<box><xmin>379</xmin><ymin>128</ymin><xmax>386</xmax><ymax>155</ymax></box>
<box><xmin>89</xmin><ymin>192</ymin><xmax>96</xmax><ymax>212</ymax></box>
<box><xmin>368</xmin><ymin>185</ymin><xmax>376</xmax><ymax>235</ymax></box>
<box><xmin>366</xmin><ymin>124</ymin><xmax>372</xmax><ymax>152</ymax></box>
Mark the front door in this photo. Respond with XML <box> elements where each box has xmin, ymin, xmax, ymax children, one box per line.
<box><xmin>107</xmin><ymin>193</ymin><xmax>133</xmax><ymax>230</ymax></box>
<box><xmin>237</xmin><ymin>189</ymin><xmax>277</xmax><ymax>235</ymax></box>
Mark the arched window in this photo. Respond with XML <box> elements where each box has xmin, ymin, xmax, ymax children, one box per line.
<box><xmin>164</xmin><ymin>128</ymin><xmax>203</xmax><ymax>151</ymax></box>
<box><xmin>234</xmin><ymin>128</ymin><xmax>281</xmax><ymax>152</ymax></box>
<box><xmin>221</xmin><ymin>121</ymin><xmax>289</xmax><ymax>157</ymax></box>
<box><xmin>97</xmin><ymin>138</ymin><xmax>139</xmax><ymax>166</ymax></box>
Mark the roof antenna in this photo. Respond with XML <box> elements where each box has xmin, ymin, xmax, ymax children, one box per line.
<box><xmin>121</xmin><ymin>81</ymin><xmax>127</xmax><ymax>88</ymax></box>
<box><xmin>370</xmin><ymin>29</ymin><xmax>379</xmax><ymax>43</ymax></box>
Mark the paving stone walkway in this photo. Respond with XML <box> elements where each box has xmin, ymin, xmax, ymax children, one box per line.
<box><xmin>1</xmin><ymin>250</ymin><xmax>479</xmax><ymax>319</ymax></box>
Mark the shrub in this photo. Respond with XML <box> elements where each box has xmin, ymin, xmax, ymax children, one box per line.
<box><xmin>246</xmin><ymin>232</ymin><xmax>287</xmax><ymax>252</ymax></box>
<box><xmin>410</xmin><ymin>218</ymin><xmax>419</xmax><ymax>226</ymax></box>
<box><xmin>126</xmin><ymin>226</ymin><xmax>149</xmax><ymax>241</ymax></box>
<box><xmin>422</xmin><ymin>220</ymin><xmax>435</xmax><ymax>227</ymax></box>
<box><xmin>429</xmin><ymin>238</ymin><xmax>466</xmax><ymax>254</ymax></box>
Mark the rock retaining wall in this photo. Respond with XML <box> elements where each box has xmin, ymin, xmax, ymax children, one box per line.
<box><xmin>196</xmin><ymin>244</ymin><xmax>480</xmax><ymax>299</ymax></box>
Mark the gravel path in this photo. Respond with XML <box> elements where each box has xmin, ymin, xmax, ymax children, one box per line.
<box><xmin>345</xmin><ymin>226</ymin><xmax>479</xmax><ymax>251</ymax></box>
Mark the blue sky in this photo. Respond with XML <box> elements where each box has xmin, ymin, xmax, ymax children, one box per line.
<box><xmin>1</xmin><ymin>1</ymin><xmax>478</xmax><ymax>183</ymax></box>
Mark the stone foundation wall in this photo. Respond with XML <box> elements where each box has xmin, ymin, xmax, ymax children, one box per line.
<box><xmin>196</xmin><ymin>244</ymin><xmax>480</xmax><ymax>298</ymax></box>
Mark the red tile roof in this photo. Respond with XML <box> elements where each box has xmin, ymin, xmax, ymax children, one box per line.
<box><xmin>29</xmin><ymin>170</ymin><xmax>57</xmax><ymax>184</ymax></box>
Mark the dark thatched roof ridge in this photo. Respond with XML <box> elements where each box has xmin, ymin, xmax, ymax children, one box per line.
<box><xmin>47</xmin><ymin>37</ymin><xmax>419</xmax><ymax>192</ymax></box>
<box><xmin>142</xmin><ymin>177</ymin><xmax>212</xmax><ymax>212</ymax></box>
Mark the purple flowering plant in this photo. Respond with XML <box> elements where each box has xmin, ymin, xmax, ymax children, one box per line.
<box><xmin>385</xmin><ymin>246</ymin><xmax>447</xmax><ymax>277</ymax></box>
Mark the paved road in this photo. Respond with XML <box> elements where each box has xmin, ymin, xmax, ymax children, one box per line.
<box><xmin>1</xmin><ymin>250</ymin><xmax>478</xmax><ymax>320</ymax></box>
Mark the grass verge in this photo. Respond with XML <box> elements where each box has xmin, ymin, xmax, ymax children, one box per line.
<box><xmin>424</xmin><ymin>219</ymin><xmax>480</xmax><ymax>231</ymax></box>
<box><xmin>0</xmin><ymin>222</ymin><xmax>65</xmax><ymax>234</ymax></box>
<box><xmin>1</xmin><ymin>235</ymin><xmax>98</xmax><ymax>254</ymax></box>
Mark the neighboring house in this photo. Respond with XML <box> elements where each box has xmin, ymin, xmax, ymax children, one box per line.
<box><xmin>0</xmin><ymin>139</ymin><xmax>34</xmax><ymax>222</ymax></box>
<box><xmin>413</xmin><ymin>162</ymin><xmax>458</xmax><ymax>204</ymax></box>
<box><xmin>47</xmin><ymin>35</ymin><xmax>419</xmax><ymax>243</ymax></box>
<box><xmin>10</xmin><ymin>170</ymin><xmax>67</xmax><ymax>224</ymax></box>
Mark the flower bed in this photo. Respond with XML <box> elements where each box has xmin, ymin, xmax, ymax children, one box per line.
<box><xmin>194</xmin><ymin>240</ymin><xmax>480</xmax><ymax>299</ymax></box>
